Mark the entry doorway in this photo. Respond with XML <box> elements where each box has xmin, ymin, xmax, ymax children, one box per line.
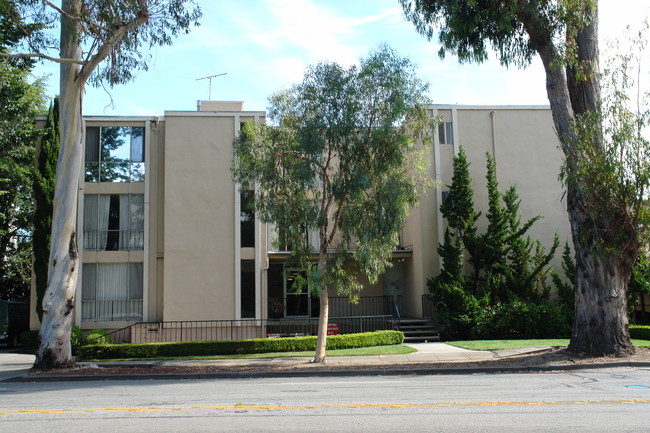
<box><xmin>382</xmin><ymin>261</ymin><xmax>404</xmax><ymax>316</ymax></box>
<box><xmin>284</xmin><ymin>269</ymin><xmax>319</xmax><ymax>318</ymax></box>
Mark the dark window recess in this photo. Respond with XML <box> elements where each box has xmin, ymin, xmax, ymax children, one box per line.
<box><xmin>240</xmin><ymin>190</ymin><xmax>255</xmax><ymax>247</ymax></box>
<box><xmin>106</xmin><ymin>194</ymin><xmax>120</xmax><ymax>250</ymax></box>
<box><xmin>267</xmin><ymin>264</ymin><xmax>284</xmax><ymax>319</ymax></box>
<box><xmin>240</xmin><ymin>260</ymin><xmax>256</xmax><ymax>318</ymax></box>
<box><xmin>441</xmin><ymin>190</ymin><xmax>450</xmax><ymax>204</ymax></box>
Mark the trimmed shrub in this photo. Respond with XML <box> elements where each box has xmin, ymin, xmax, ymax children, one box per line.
<box><xmin>72</xmin><ymin>327</ymin><xmax>112</xmax><ymax>355</ymax></box>
<box><xmin>79</xmin><ymin>330</ymin><xmax>404</xmax><ymax>360</ymax></box>
<box><xmin>473</xmin><ymin>300</ymin><xmax>572</xmax><ymax>339</ymax></box>
<box><xmin>85</xmin><ymin>329</ymin><xmax>113</xmax><ymax>345</ymax></box>
<box><xmin>629</xmin><ymin>325</ymin><xmax>650</xmax><ymax>340</ymax></box>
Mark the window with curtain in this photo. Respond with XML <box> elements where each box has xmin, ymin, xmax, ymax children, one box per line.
<box><xmin>84</xmin><ymin>194</ymin><xmax>144</xmax><ymax>251</ymax></box>
<box><xmin>85</xmin><ymin>126</ymin><xmax>145</xmax><ymax>182</ymax></box>
<box><xmin>81</xmin><ymin>262</ymin><xmax>143</xmax><ymax>322</ymax></box>
<box><xmin>438</xmin><ymin>121</ymin><xmax>454</xmax><ymax>144</ymax></box>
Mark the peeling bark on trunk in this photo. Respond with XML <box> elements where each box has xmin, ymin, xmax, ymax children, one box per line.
<box><xmin>33</xmin><ymin>0</ymin><xmax>83</xmax><ymax>369</ymax></box>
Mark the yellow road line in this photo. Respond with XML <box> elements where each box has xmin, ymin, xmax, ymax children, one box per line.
<box><xmin>2</xmin><ymin>400</ymin><xmax>650</xmax><ymax>416</ymax></box>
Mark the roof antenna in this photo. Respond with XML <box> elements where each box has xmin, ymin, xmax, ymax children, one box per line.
<box><xmin>196</xmin><ymin>73</ymin><xmax>227</xmax><ymax>100</ymax></box>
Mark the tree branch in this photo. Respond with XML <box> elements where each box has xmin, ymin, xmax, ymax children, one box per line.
<box><xmin>0</xmin><ymin>51</ymin><xmax>86</xmax><ymax>65</ymax></box>
<box><xmin>78</xmin><ymin>9</ymin><xmax>149</xmax><ymax>83</ymax></box>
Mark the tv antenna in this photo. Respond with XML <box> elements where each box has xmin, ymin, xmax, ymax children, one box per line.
<box><xmin>196</xmin><ymin>73</ymin><xmax>227</xmax><ymax>100</ymax></box>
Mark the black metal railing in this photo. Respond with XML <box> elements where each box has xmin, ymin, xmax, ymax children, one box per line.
<box><xmin>88</xmin><ymin>315</ymin><xmax>398</xmax><ymax>345</ymax></box>
<box><xmin>329</xmin><ymin>295</ymin><xmax>402</xmax><ymax>318</ymax></box>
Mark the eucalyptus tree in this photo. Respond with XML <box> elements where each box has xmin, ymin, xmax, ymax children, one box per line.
<box><xmin>1</xmin><ymin>0</ymin><xmax>201</xmax><ymax>368</ymax></box>
<box><xmin>399</xmin><ymin>0</ymin><xmax>649</xmax><ymax>355</ymax></box>
<box><xmin>233</xmin><ymin>46</ymin><xmax>433</xmax><ymax>363</ymax></box>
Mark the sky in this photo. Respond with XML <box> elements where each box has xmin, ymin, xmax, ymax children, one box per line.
<box><xmin>33</xmin><ymin>0</ymin><xmax>650</xmax><ymax>116</ymax></box>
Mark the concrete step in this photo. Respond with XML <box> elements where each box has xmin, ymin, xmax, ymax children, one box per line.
<box><xmin>398</xmin><ymin>317</ymin><xmax>440</xmax><ymax>343</ymax></box>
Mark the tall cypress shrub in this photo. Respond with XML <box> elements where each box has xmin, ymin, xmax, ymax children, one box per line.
<box><xmin>33</xmin><ymin>96</ymin><xmax>59</xmax><ymax>321</ymax></box>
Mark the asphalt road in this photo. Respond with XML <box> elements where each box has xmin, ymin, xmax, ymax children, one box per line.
<box><xmin>1</xmin><ymin>368</ymin><xmax>649</xmax><ymax>432</ymax></box>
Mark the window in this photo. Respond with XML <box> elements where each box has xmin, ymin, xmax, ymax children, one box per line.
<box><xmin>240</xmin><ymin>260</ymin><xmax>256</xmax><ymax>318</ymax></box>
<box><xmin>284</xmin><ymin>269</ymin><xmax>319</xmax><ymax>318</ymax></box>
<box><xmin>438</xmin><ymin>122</ymin><xmax>454</xmax><ymax>144</ymax></box>
<box><xmin>81</xmin><ymin>263</ymin><xmax>143</xmax><ymax>322</ymax></box>
<box><xmin>83</xmin><ymin>194</ymin><xmax>144</xmax><ymax>251</ymax></box>
<box><xmin>85</xmin><ymin>126</ymin><xmax>145</xmax><ymax>182</ymax></box>
<box><xmin>240</xmin><ymin>190</ymin><xmax>255</xmax><ymax>248</ymax></box>
<box><xmin>269</xmin><ymin>225</ymin><xmax>319</xmax><ymax>252</ymax></box>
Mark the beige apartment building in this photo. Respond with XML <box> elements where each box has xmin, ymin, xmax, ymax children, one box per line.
<box><xmin>30</xmin><ymin>101</ymin><xmax>572</xmax><ymax>339</ymax></box>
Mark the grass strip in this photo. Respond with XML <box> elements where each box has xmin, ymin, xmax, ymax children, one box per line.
<box><xmin>447</xmin><ymin>339</ymin><xmax>650</xmax><ymax>351</ymax></box>
<box><xmin>84</xmin><ymin>344</ymin><xmax>416</xmax><ymax>362</ymax></box>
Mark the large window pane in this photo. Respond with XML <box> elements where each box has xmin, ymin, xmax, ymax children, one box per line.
<box><xmin>131</xmin><ymin>127</ymin><xmax>144</xmax><ymax>162</ymax></box>
<box><xmin>85</xmin><ymin>127</ymin><xmax>100</xmax><ymax>162</ymax></box>
<box><xmin>84</xmin><ymin>194</ymin><xmax>144</xmax><ymax>251</ymax></box>
<box><xmin>82</xmin><ymin>262</ymin><xmax>143</xmax><ymax>322</ymax></box>
<box><xmin>83</xmin><ymin>195</ymin><xmax>98</xmax><ymax>250</ymax></box>
<box><xmin>102</xmin><ymin>126</ymin><xmax>130</xmax><ymax>162</ymax></box>
<box><xmin>85</xmin><ymin>126</ymin><xmax>146</xmax><ymax>183</ymax></box>
<box><xmin>100</xmin><ymin>162</ymin><xmax>130</xmax><ymax>182</ymax></box>
<box><xmin>129</xmin><ymin>263</ymin><xmax>143</xmax><ymax>299</ymax></box>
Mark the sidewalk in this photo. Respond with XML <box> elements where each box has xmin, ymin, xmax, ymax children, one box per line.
<box><xmin>0</xmin><ymin>343</ymin><xmax>552</xmax><ymax>382</ymax></box>
<box><xmin>88</xmin><ymin>343</ymin><xmax>553</xmax><ymax>369</ymax></box>
<box><xmin>0</xmin><ymin>352</ymin><xmax>35</xmax><ymax>382</ymax></box>
<box><xmin>4</xmin><ymin>343</ymin><xmax>648</xmax><ymax>382</ymax></box>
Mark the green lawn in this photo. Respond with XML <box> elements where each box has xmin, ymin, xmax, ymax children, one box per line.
<box><xmin>447</xmin><ymin>339</ymin><xmax>650</xmax><ymax>351</ymax></box>
<box><xmin>89</xmin><ymin>344</ymin><xmax>416</xmax><ymax>362</ymax></box>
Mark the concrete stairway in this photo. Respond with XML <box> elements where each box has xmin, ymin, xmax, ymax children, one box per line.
<box><xmin>398</xmin><ymin>318</ymin><xmax>440</xmax><ymax>343</ymax></box>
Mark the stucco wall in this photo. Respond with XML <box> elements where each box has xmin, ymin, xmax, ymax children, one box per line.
<box><xmin>163</xmin><ymin>113</ymin><xmax>238</xmax><ymax>321</ymax></box>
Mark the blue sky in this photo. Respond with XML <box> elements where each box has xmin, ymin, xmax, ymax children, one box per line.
<box><xmin>34</xmin><ymin>0</ymin><xmax>649</xmax><ymax>116</ymax></box>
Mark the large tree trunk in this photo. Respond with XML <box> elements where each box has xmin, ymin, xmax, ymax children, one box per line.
<box><xmin>521</xmin><ymin>2</ymin><xmax>636</xmax><ymax>356</ymax></box>
<box><xmin>313</xmin><ymin>256</ymin><xmax>329</xmax><ymax>363</ymax></box>
<box><xmin>33</xmin><ymin>0</ymin><xmax>83</xmax><ymax>369</ymax></box>
<box><xmin>569</xmin><ymin>242</ymin><xmax>635</xmax><ymax>355</ymax></box>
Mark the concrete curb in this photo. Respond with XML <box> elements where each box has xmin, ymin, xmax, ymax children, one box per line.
<box><xmin>6</xmin><ymin>361</ymin><xmax>650</xmax><ymax>383</ymax></box>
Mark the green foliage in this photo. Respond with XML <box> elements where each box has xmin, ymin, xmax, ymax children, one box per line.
<box><xmin>233</xmin><ymin>45</ymin><xmax>433</xmax><ymax>303</ymax></box>
<box><xmin>79</xmin><ymin>331</ymin><xmax>404</xmax><ymax>360</ymax></box>
<box><xmin>0</xmin><ymin>56</ymin><xmax>47</xmax><ymax>301</ymax></box>
<box><xmin>564</xmin><ymin>22</ymin><xmax>650</xmax><ymax>254</ymax></box>
<box><xmin>32</xmin><ymin>97</ymin><xmax>59</xmax><ymax>320</ymax></box>
<box><xmin>399</xmin><ymin>0</ymin><xmax>590</xmax><ymax>68</ymax></box>
<box><xmin>474</xmin><ymin>300</ymin><xmax>572</xmax><ymax>340</ymax></box>
<box><xmin>629</xmin><ymin>325</ymin><xmax>650</xmax><ymax>340</ymax></box>
<box><xmin>70</xmin><ymin>325</ymin><xmax>83</xmax><ymax>353</ymax></box>
<box><xmin>8</xmin><ymin>0</ymin><xmax>202</xmax><ymax>88</ymax></box>
<box><xmin>630</xmin><ymin>252</ymin><xmax>650</xmax><ymax>295</ymax></box>
<box><xmin>550</xmin><ymin>242</ymin><xmax>576</xmax><ymax>309</ymax></box>
<box><xmin>428</xmin><ymin>148</ymin><xmax>566</xmax><ymax>339</ymax></box>
<box><xmin>71</xmin><ymin>326</ymin><xmax>112</xmax><ymax>355</ymax></box>
<box><xmin>439</xmin><ymin>147</ymin><xmax>479</xmax><ymax>236</ymax></box>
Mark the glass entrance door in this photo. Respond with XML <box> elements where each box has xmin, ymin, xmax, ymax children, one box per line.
<box><xmin>284</xmin><ymin>269</ymin><xmax>319</xmax><ymax>318</ymax></box>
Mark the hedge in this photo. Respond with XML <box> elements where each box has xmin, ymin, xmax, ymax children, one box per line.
<box><xmin>629</xmin><ymin>325</ymin><xmax>650</xmax><ymax>340</ymax></box>
<box><xmin>79</xmin><ymin>330</ymin><xmax>404</xmax><ymax>360</ymax></box>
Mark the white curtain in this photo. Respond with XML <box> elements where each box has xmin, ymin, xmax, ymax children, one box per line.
<box><xmin>98</xmin><ymin>195</ymin><xmax>111</xmax><ymax>250</ymax></box>
<box><xmin>82</xmin><ymin>263</ymin><xmax>143</xmax><ymax>322</ymax></box>
<box><xmin>83</xmin><ymin>195</ymin><xmax>98</xmax><ymax>250</ymax></box>
<box><xmin>130</xmin><ymin>194</ymin><xmax>145</xmax><ymax>250</ymax></box>
<box><xmin>97</xmin><ymin>263</ymin><xmax>128</xmax><ymax>321</ymax></box>
<box><xmin>119</xmin><ymin>195</ymin><xmax>130</xmax><ymax>250</ymax></box>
